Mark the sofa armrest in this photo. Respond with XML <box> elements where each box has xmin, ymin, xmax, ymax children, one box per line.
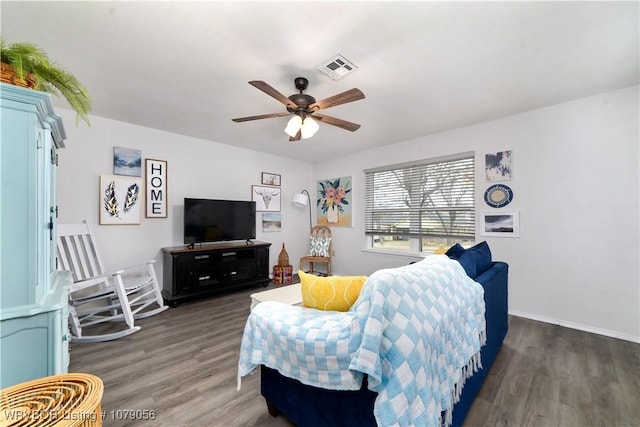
<box><xmin>239</xmin><ymin>301</ymin><xmax>362</xmax><ymax>390</ymax></box>
<box><xmin>474</xmin><ymin>261</ymin><xmax>507</xmax><ymax>287</ymax></box>
<box><xmin>474</xmin><ymin>261</ymin><xmax>509</xmax><ymax>350</ymax></box>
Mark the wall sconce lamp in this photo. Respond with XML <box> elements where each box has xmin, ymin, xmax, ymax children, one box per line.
<box><xmin>292</xmin><ymin>189</ymin><xmax>312</xmax><ymax>231</ymax></box>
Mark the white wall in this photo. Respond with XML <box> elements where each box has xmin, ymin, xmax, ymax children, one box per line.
<box><xmin>56</xmin><ymin>86</ymin><xmax>639</xmax><ymax>342</ymax></box>
<box><xmin>314</xmin><ymin>86</ymin><xmax>639</xmax><ymax>342</ymax></box>
<box><xmin>55</xmin><ymin>111</ymin><xmax>315</xmax><ymax>281</ymax></box>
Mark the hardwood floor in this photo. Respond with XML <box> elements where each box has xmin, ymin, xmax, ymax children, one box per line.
<box><xmin>467</xmin><ymin>316</ymin><xmax>639</xmax><ymax>426</ymax></box>
<box><xmin>69</xmin><ymin>284</ymin><xmax>639</xmax><ymax>426</ymax></box>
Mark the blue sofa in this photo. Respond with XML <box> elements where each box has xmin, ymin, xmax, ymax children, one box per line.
<box><xmin>260</xmin><ymin>243</ymin><xmax>509</xmax><ymax>427</ymax></box>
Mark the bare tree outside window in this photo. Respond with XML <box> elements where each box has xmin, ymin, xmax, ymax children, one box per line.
<box><xmin>365</xmin><ymin>155</ymin><xmax>475</xmax><ymax>253</ymax></box>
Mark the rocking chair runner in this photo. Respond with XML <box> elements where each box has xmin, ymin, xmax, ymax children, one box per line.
<box><xmin>56</xmin><ymin>220</ymin><xmax>168</xmax><ymax>343</ymax></box>
<box><xmin>299</xmin><ymin>226</ymin><xmax>332</xmax><ymax>276</ymax></box>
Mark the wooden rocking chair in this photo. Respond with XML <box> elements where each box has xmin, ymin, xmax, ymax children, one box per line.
<box><xmin>57</xmin><ymin>220</ymin><xmax>168</xmax><ymax>343</ymax></box>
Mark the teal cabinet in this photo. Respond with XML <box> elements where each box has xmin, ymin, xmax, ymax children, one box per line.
<box><xmin>0</xmin><ymin>83</ymin><xmax>71</xmax><ymax>388</ymax></box>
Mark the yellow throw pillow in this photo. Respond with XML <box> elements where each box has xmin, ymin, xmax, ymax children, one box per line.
<box><xmin>299</xmin><ymin>270</ymin><xmax>367</xmax><ymax>312</ymax></box>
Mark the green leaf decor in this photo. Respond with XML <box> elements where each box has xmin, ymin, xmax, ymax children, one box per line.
<box><xmin>1</xmin><ymin>37</ymin><xmax>92</xmax><ymax>126</ymax></box>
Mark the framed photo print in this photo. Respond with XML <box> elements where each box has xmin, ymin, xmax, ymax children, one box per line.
<box><xmin>261</xmin><ymin>172</ymin><xmax>281</xmax><ymax>186</ymax></box>
<box><xmin>113</xmin><ymin>146</ymin><xmax>142</xmax><ymax>177</ymax></box>
<box><xmin>100</xmin><ymin>175</ymin><xmax>142</xmax><ymax>225</ymax></box>
<box><xmin>262</xmin><ymin>212</ymin><xmax>282</xmax><ymax>232</ymax></box>
<box><xmin>480</xmin><ymin>211</ymin><xmax>519</xmax><ymax>237</ymax></box>
<box><xmin>252</xmin><ymin>185</ymin><xmax>281</xmax><ymax>212</ymax></box>
<box><xmin>145</xmin><ymin>159</ymin><xmax>167</xmax><ymax>218</ymax></box>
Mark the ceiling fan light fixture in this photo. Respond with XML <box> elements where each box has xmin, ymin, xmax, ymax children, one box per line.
<box><xmin>301</xmin><ymin>116</ymin><xmax>320</xmax><ymax>139</ymax></box>
<box><xmin>284</xmin><ymin>114</ymin><xmax>303</xmax><ymax>137</ymax></box>
<box><xmin>234</xmin><ymin>78</ymin><xmax>364</xmax><ymax>141</ymax></box>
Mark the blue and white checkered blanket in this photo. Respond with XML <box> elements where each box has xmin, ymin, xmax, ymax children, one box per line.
<box><xmin>238</xmin><ymin>255</ymin><xmax>486</xmax><ymax>427</ymax></box>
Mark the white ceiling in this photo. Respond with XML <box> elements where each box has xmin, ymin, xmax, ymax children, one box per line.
<box><xmin>2</xmin><ymin>1</ymin><xmax>638</xmax><ymax>162</ymax></box>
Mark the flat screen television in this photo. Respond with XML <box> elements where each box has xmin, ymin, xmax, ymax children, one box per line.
<box><xmin>184</xmin><ymin>198</ymin><xmax>256</xmax><ymax>245</ymax></box>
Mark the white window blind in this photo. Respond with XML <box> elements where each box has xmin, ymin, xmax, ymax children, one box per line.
<box><xmin>365</xmin><ymin>154</ymin><xmax>475</xmax><ymax>243</ymax></box>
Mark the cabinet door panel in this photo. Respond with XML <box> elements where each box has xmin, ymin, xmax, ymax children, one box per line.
<box><xmin>173</xmin><ymin>254</ymin><xmax>194</xmax><ymax>292</ymax></box>
<box><xmin>0</xmin><ymin>84</ymin><xmax>69</xmax><ymax>388</ymax></box>
<box><xmin>193</xmin><ymin>264</ymin><xmax>224</xmax><ymax>288</ymax></box>
<box><xmin>1</xmin><ymin>314</ymin><xmax>50</xmax><ymax>387</ymax></box>
<box><xmin>228</xmin><ymin>260</ymin><xmax>256</xmax><ymax>282</ymax></box>
<box><xmin>255</xmin><ymin>247</ymin><xmax>269</xmax><ymax>279</ymax></box>
<box><xmin>1</xmin><ymin>108</ymin><xmax>38</xmax><ymax>308</ymax></box>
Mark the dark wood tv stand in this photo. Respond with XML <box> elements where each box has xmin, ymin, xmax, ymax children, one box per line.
<box><xmin>162</xmin><ymin>241</ymin><xmax>271</xmax><ymax>307</ymax></box>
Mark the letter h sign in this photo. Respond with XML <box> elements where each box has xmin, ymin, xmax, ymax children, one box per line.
<box><xmin>145</xmin><ymin>159</ymin><xmax>167</xmax><ymax>218</ymax></box>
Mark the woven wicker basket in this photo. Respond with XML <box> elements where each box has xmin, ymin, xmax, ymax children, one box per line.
<box><xmin>0</xmin><ymin>62</ymin><xmax>38</xmax><ymax>89</ymax></box>
<box><xmin>277</xmin><ymin>243</ymin><xmax>290</xmax><ymax>267</ymax></box>
<box><xmin>0</xmin><ymin>373</ymin><xmax>104</xmax><ymax>427</ymax></box>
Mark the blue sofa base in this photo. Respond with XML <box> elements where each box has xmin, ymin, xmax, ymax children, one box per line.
<box><xmin>260</xmin><ymin>261</ymin><xmax>509</xmax><ymax>427</ymax></box>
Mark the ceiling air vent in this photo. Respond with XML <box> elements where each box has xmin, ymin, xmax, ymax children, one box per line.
<box><xmin>317</xmin><ymin>54</ymin><xmax>358</xmax><ymax>80</ymax></box>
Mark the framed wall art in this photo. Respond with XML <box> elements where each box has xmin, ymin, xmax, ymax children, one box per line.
<box><xmin>484</xmin><ymin>183</ymin><xmax>513</xmax><ymax>208</ymax></box>
<box><xmin>113</xmin><ymin>146</ymin><xmax>142</xmax><ymax>177</ymax></box>
<box><xmin>316</xmin><ymin>176</ymin><xmax>352</xmax><ymax>227</ymax></box>
<box><xmin>261</xmin><ymin>172</ymin><xmax>281</xmax><ymax>186</ymax></box>
<box><xmin>262</xmin><ymin>212</ymin><xmax>282</xmax><ymax>232</ymax></box>
<box><xmin>100</xmin><ymin>175</ymin><xmax>142</xmax><ymax>225</ymax></box>
<box><xmin>485</xmin><ymin>150</ymin><xmax>512</xmax><ymax>182</ymax></box>
<box><xmin>252</xmin><ymin>185</ymin><xmax>281</xmax><ymax>212</ymax></box>
<box><xmin>480</xmin><ymin>211</ymin><xmax>519</xmax><ymax>237</ymax></box>
<box><xmin>145</xmin><ymin>159</ymin><xmax>167</xmax><ymax>218</ymax></box>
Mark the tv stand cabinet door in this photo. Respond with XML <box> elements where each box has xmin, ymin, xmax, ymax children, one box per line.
<box><xmin>255</xmin><ymin>246</ymin><xmax>269</xmax><ymax>281</ymax></box>
<box><xmin>190</xmin><ymin>252</ymin><xmax>224</xmax><ymax>289</ymax></box>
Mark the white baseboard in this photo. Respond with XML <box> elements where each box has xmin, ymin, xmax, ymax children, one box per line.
<box><xmin>508</xmin><ymin>310</ymin><xmax>640</xmax><ymax>344</ymax></box>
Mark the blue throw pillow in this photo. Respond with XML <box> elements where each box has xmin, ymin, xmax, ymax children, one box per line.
<box><xmin>445</xmin><ymin>243</ymin><xmax>465</xmax><ymax>259</ymax></box>
<box><xmin>457</xmin><ymin>250</ymin><xmax>477</xmax><ymax>278</ymax></box>
<box><xmin>445</xmin><ymin>241</ymin><xmax>493</xmax><ymax>278</ymax></box>
<box><xmin>465</xmin><ymin>241</ymin><xmax>492</xmax><ymax>277</ymax></box>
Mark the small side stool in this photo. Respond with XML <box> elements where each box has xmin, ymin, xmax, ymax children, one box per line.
<box><xmin>272</xmin><ymin>265</ymin><xmax>293</xmax><ymax>285</ymax></box>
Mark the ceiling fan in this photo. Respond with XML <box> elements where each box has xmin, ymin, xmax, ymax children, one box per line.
<box><xmin>232</xmin><ymin>77</ymin><xmax>365</xmax><ymax>141</ymax></box>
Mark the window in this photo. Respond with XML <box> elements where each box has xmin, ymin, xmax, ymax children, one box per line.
<box><xmin>365</xmin><ymin>152</ymin><xmax>475</xmax><ymax>254</ymax></box>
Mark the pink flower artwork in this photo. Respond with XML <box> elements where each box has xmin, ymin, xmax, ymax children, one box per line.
<box><xmin>316</xmin><ymin>176</ymin><xmax>352</xmax><ymax>226</ymax></box>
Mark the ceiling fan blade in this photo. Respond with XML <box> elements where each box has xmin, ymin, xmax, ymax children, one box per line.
<box><xmin>232</xmin><ymin>112</ymin><xmax>290</xmax><ymax>122</ymax></box>
<box><xmin>314</xmin><ymin>114</ymin><xmax>361</xmax><ymax>132</ymax></box>
<box><xmin>289</xmin><ymin>129</ymin><xmax>301</xmax><ymax>142</ymax></box>
<box><xmin>309</xmin><ymin>88</ymin><xmax>365</xmax><ymax>111</ymax></box>
<box><xmin>249</xmin><ymin>81</ymin><xmax>298</xmax><ymax>109</ymax></box>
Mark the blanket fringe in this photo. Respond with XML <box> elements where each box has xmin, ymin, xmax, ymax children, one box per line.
<box><xmin>237</xmin><ymin>367</ymin><xmax>257</xmax><ymax>391</ymax></box>
<box><xmin>439</xmin><ymin>330</ymin><xmax>486</xmax><ymax>427</ymax></box>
